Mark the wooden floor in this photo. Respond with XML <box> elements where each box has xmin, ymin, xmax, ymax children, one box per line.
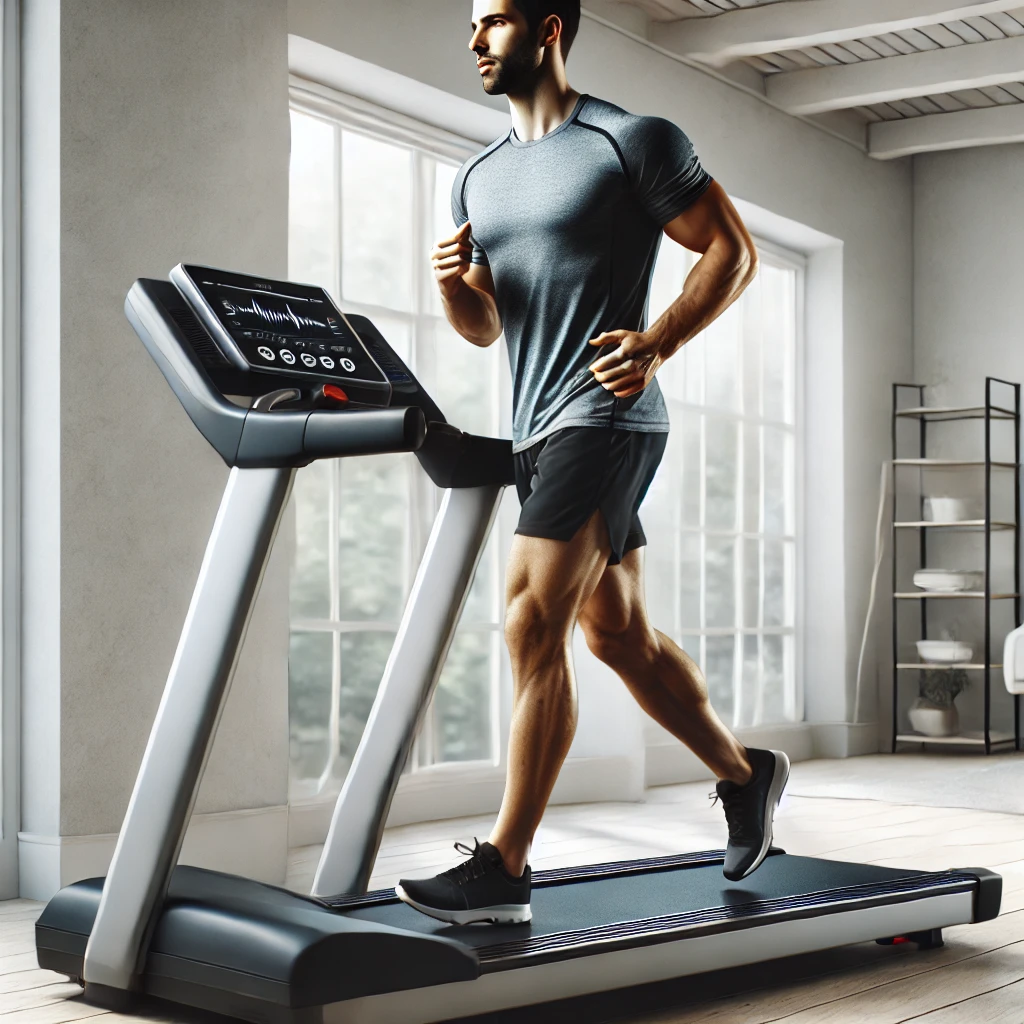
<box><xmin>4</xmin><ymin>754</ymin><xmax>1024</xmax><ymax>1023</ymax></box>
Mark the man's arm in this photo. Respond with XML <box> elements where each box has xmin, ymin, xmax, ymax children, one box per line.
<box><xmin>589</xmin><ymin>181</ymin><xmax>759</xmax><ymax>398</ymax></box>
<box><xmin>431</xmin><ymin>221</ymin><xmax>503</xmax><ymax>348</ymax></box>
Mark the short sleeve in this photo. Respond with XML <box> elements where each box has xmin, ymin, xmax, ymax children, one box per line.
<box><xmin>624</xmin><ymin>117</ymin><xmax>713</xmax><ymax>226</ymax></box>
<box><xmin>451</xmin><ymin>169</ymin><xmax>490</xmax><ymax>266</ymax></box>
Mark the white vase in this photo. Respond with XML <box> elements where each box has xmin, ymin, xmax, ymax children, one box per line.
<box><xmin>908</xmin><ymin>700</ymin><xmax>959</xmax><ymax>738</ymax></box>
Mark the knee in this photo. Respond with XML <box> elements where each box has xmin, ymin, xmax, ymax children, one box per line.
<box><xmin>504</xmin><ymin>593</ymin><xmax>569</xmax><ymax>663</ymax></box>
<box><xmin>581</xmin><ymin>616</ymin><xmax>657</xmax><ymax>669</ymax></box>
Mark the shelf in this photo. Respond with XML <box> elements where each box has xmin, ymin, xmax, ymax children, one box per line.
<box><xmin>893</xmin><ymin>459</ymin><xmax>1018</xmax><ymax>468</ymax></box>
<box><xmin>896</xmin><ymin>663</ymin><xmax>1001</xmax><ymax>670</ymax></box>
<box><xmin>895</xmin><ymin>592</ymin><xmax>1019</xmax><ymax>600</ymax></box>
<box><xmin>893</xmin><ymin>520</ymin><xmax>1015</xmax><ymax>530</ymax></box>
<box><xmin>895</xmin><ymin>730</ymin><xmax>1016</xmax><ymax>747</ymax></box>
<box><xmin>895</xmin><ymin>405</ymin><xmax>1017</xmax><ymax>422</ymax></box>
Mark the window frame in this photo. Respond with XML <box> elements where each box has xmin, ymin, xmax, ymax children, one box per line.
<box><xmin>644</xmin><ymin>234</ymin><xmax>806</xmax><ymax>736</ymax></box>
<box><xmin>287</xmin><ymin>81</ymin><xmax>514</xmax><ymax>803</ymax></box>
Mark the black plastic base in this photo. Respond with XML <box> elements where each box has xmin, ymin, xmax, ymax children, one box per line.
<box><xmin>83</xmin><ymin>981</ymin><xmax>137</xmax><ymax>1012</ymax></box>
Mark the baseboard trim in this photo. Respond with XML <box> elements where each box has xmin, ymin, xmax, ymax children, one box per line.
<box><xmin>18</xmin><ymin>804</ymin><xmax>288</xmax><ymax>901</ymax></box>
<box><xmin>644</xmin><ymin>723</ymin><xmax>816</xmax><ymax>789</ymax></box>
<box><xmin>289</xmin><ymin>754</ymin><xmax>645</xmax><ymax>849</ymax></box>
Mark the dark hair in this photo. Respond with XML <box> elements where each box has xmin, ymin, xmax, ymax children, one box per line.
<box><xmin>512</xmin><ymin>0</ymin><xmax>582</xmax><ymax>57</ymax></box>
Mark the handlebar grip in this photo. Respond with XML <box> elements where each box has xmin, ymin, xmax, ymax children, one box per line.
<box><xmin>303</xmin><ymin>406</ymin><xmax>427</xmax><ymax>459</ymax></box>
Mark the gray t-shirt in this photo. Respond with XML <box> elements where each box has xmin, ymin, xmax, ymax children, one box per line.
<box><xmin>452</xmin><ymin>94</ymin><xmax>713</xmax><ymax>453</ymax></box>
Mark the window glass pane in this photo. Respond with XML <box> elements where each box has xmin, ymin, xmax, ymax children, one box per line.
<box><xmin>291</xmin><ymin>461</ymin><xmax>331</xmax><ymax>621</ymax></box>
<box><xmin>743</xmin><ymin>537</ymin><xmax>759</xmax><ymax>628</ymax></box>
<box><xmin>289</xmin><ymin>112</ymin><xmax>337</xmax><ymax>293</ymax></box>
<box><xmin>289</xmin><ymin>631</ymin><xmax>333</xmax><ymax>783</ymax></box>
<box><xmin>684</xmin><ymin>332</ymin><xmax>704</xmax><ymax>405</ymax></box>
<box><xmin>642</xmin><ymin>427</ymin><xmax>681</xmax><ymax>636</ymax></box>
<box><xmin>681</xmin><ymin>411</ymin><xmax>702</xmax><ymax>528</ymax></box>
<box><xmin>337</xmin><ymin>631</ymin><xmax>397</xmax><ymax>779</ymax></box>
<box><xmin>705</xmin><ymin>635</ymin><xmax>735</xmax><ymax>723</ymax></box>
<box><xmin>341</xmin><ymin>131</ymin><xmax>413</xmax><ymax>310</ymax></box>
<box><xmin>762</xmin><ymin>263</ymin><xmax>796</xmax><ymax>424</ymax></box>
<box><xmin>337</xmin><ymin>453</ymin><xmax>408</xmax><ymax>621</ymax></box>
<box><xmin>761</xmin><ymin>634</ymin><xmax>786</xmax><ymax>724</ymax></box>
<box><xmin>763</xmin><ymin>426</ymin><xmax>793</xmax><ymax>535</ymax></box>
<box><xmin>741</xmin><ymin>272</ymin><xmax>763</xmax><ymax>418</ymax></box>
<box><xmin>432</xmin><ymin>630</ymin><xmax>496</xmax><ymax>763</ymax></box>
<box><xmin>705</xmin><ymin>416</ymin><xmax>738</xmax><ymax>531</ymax></box>
<box><xmin>704</xmin><ymin>303</ymin><xmax>740</xmax><ymax>411</ymax></box>
<box><xmin>764</xmin><ymin>539</ymin><xmax>785</xmax><ymax>628</ymax></box>
<box><xmin>429</xmin><ymin>159</ymin><xmax>461</xmax><ymax>318</ymax></box>
<box><xmin>705</xmin><ymin>536</ymin><xmax>735</xmax><ymax>629</ymax></box>
<box><xmin>739</xmin><ymin>634</ymin><xmax>760</xmax><ymax>730</ymax></box>
<box><xmin>743</xmin><ymin>424</ymin><xmax>761</xmax><ymax>534</ymax></box>
<box><xmin>418</xmin><ymin>317</ymin><xmax>498</xmax><ymax>437</ymax></box>
<box><xmin>679</xmin><ymin>532</ymin><xmax>701</xmax><ymax>630</ymax></box>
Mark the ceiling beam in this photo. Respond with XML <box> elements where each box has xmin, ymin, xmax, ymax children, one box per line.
<box><xmin>869</xmin><ymin>102</ymin><xmax>1024</xmax><ymax>158</ymax></box>
<box><xmin>652</xmin><ymin>0</ymin><xmax>1024</xmax><ymax>66</ymax></box>
<box><xmin>767</xmin><ymin>35</ymin><xmax>1024</xmax><ymax>115</ymax></box>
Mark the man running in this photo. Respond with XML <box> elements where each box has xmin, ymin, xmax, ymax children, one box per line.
<box><xmin>397</xmin><ymin>0</ymin><xmax>790</xmax><ymax>926</ymax></box>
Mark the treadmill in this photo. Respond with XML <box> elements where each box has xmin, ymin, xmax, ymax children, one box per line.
<box><xmin>36</xmin><ymin>264</ymin><xmax>1001</xmax><ymax>1024</ymax></box>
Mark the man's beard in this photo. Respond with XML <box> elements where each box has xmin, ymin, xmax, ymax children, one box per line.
<box><xmin>480</xmin><ymin>36</ymin><xmax>542</xmax><ymax>95</ymax></box>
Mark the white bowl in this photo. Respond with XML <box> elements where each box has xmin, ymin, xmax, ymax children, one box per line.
<box><xmin>917</xmin><ymin>640</ymin><xmax>973</xmax><ymax>664</ymax></box>
<box><xmin>923</xmin><ymin>497</ymin><xmax>970</xmax><ymax>523</ymax></box>
<box><xmin>913</xmin><ymin>569</ymin><xmax>983</xmax><ymax>592</ymax></box>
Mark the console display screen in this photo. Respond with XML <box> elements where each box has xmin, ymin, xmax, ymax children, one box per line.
<box><xmin>177</xmin><ymin>265</ymin><xmax>389</xmax><ymax>391</ymax></box>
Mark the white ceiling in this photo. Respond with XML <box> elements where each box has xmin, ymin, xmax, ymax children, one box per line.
<box><xmin>589</xmin><ymin>0</ymin><xmax>1024</xmax><ymax>157</ymax></box>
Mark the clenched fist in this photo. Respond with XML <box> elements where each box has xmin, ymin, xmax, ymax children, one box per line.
<box><xmin>431</xmin><ymin>221</ymin><xmax>475</xmax><ymax>300</ymax></box>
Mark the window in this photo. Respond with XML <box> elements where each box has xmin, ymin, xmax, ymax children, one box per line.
<box><xmin>287</xmin><ymin>92</ymin><xmax>508</xmax><ymax>800</ymax></box>
<box><xmin>643</xmin><ymin>236</ymin><xmax>803</xmax><ymax>729</ymax></box>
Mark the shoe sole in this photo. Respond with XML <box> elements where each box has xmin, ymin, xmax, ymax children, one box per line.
<box><xmin>733</xmin><ymin>749</ymin><xmax>791</xmax><ymax>881</ymax></box>
<box><xmin>395</xmin><ymin>884</ymin><xmax>532</xmax><ymax>925</ymax></box>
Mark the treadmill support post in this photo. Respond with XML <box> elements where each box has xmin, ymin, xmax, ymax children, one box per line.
<box><xmin>83</xmin><ymin>466</ymin><xmax>296</xmax><ymax>995</ymax></box>
<box><xmin>312</xmin><ymin>483</ymin><xmax>505</xmax><ymax>897</ymax></box>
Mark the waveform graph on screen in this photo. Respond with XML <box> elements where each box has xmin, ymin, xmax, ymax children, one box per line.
<box><xmin>220</xmin><ymin>294</ymin><xmax>328</xmax><ymax>334</ymax></box>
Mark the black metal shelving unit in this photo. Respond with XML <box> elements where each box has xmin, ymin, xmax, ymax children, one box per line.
<box><xmin>891</xmin><ymin>378</ymin><xmax>1022</xmax><ymax>755</ymax></box>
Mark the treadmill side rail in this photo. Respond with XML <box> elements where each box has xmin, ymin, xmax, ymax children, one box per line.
<box><xmin>956</xmin><ymin>867</ymin><xmax>1002</xmax><ymax>922</ymax></box>
<box><xmin>82</xmin><ymin>467</ymin><xmax>296</xmax><ymax>995</ymax></box>
<box><xmin>312</xmin><ymin>483</ymin><xmax>505</xmax><ymax>897</ymax></box>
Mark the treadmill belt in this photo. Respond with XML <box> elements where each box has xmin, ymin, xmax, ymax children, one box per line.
<box><xmin>341</xmin><ymin>854</ymin><xmax>975</xmax><ymax>969</ymax></box>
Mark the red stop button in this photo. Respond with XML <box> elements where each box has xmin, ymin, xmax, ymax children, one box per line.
<box><xmin>322</xmin><ymin>384</ymin><xmax>349</xmax><ymax>404</ymax></box>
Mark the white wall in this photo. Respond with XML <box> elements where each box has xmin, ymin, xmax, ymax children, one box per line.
<box><xmin>20</xmin><ymin>0</ymin><xmax>291</xmax><ymax>899</ymax></box>
<box><xmin>911</xmin><ymin>144</ymin><xmax>1024</xmax><ymax>740</ymax></box>
<box><xmin>288</xmin><ymin>0</ymin><xmax>914</xmax><ymax>758</ymax></box>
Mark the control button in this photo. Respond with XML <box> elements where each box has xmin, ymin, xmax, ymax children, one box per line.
<box><xmin>258</xmin><ymin>346</ymin><xmax>275</xmax><ymax>362</ymax></box>
<box><xmin>320</xmin><ymin>356</ymin><xmax>335</xmax><ymax>370</ymax></box>
<box><xmin>322</xmin><ymin>384</ymin><xmax>349</xmax><ymax>403</ymax></box>
<box><xmin>300</xmin><ymin>353</ymin><xmax>317</xmax><ymax>368</ymax></box>
<box><xmin>280</xmin><ymin>350</ymin><xmax>296</xmax><ymax>365</ymax></box>
<box><xmin>340</xmin><ymin>358</ymin><xmax>356</xmax><ymax>373</ymax></box>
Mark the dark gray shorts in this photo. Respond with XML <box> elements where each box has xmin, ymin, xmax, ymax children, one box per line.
<box><xmin>513</xmin><ymin>427</ymin><xmax>668</xmax><ymax>566</ymax></box>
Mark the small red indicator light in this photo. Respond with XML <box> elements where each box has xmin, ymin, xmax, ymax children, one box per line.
<box><xmin>893</xmin><ymin>937</ymin><xmax>909</xmax><ymax>944</ymax></box>
<box><xmin>322</xmin><ymin>384</ymin><xmax>349</xmax><ymax>403</ymax></box>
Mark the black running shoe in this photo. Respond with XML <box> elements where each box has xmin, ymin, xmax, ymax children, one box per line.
<box><xmin>396</xmin><ymin>840</ymin><xmax>532</xmax><ymax>925</ymax></box>
<box><xmin>712</xmin><ymin>747</ymin><xmax>791</xmax><ymax>882</ymax></box>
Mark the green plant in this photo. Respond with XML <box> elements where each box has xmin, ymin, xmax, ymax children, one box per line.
<box><xmin>918</xmin><ymin>668</ymin><xmax>970</xmax><ymax>709</ymax></box>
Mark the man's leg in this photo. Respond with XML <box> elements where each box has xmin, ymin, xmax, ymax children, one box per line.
<box><xmin>488</xmin><ymin>509</ymin><xmax>614</xmax><ymax>877</ymax></box>
<box><xmin>577</xmin><ymin>546</ymin><xmax>790</xmax><ymax>881</ymax></box>
<box><xmin>395</xmin><ymin>508</ymin><xmax>613</xmax><ymax>921</ymax></box>
<box><xmin>577</xmin><ymin>547</ymin><xmax>752</xmax><ymax>785</ymax></box>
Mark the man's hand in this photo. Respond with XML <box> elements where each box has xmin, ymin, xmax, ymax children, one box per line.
<box><xmin>431</xmin><ymin>221</ymin><xmax>475</xmax><ymax>299</ymax></box>
<box><xmin>588</xmin><ymin>329</ymin><xmax>664</xmax><ymax>399</ymax></box>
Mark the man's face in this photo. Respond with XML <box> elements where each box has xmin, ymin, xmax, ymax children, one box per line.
<box><xmin>469</xmin><ymin>0</ymin><xmax>544</xmax><ymax>96</ymax></box>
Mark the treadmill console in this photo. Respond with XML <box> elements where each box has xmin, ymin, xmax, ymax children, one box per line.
<box><xmin>170</xmin><ymin>264</ymin><xmax>391</xmax><ymax>403</ymax></box>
